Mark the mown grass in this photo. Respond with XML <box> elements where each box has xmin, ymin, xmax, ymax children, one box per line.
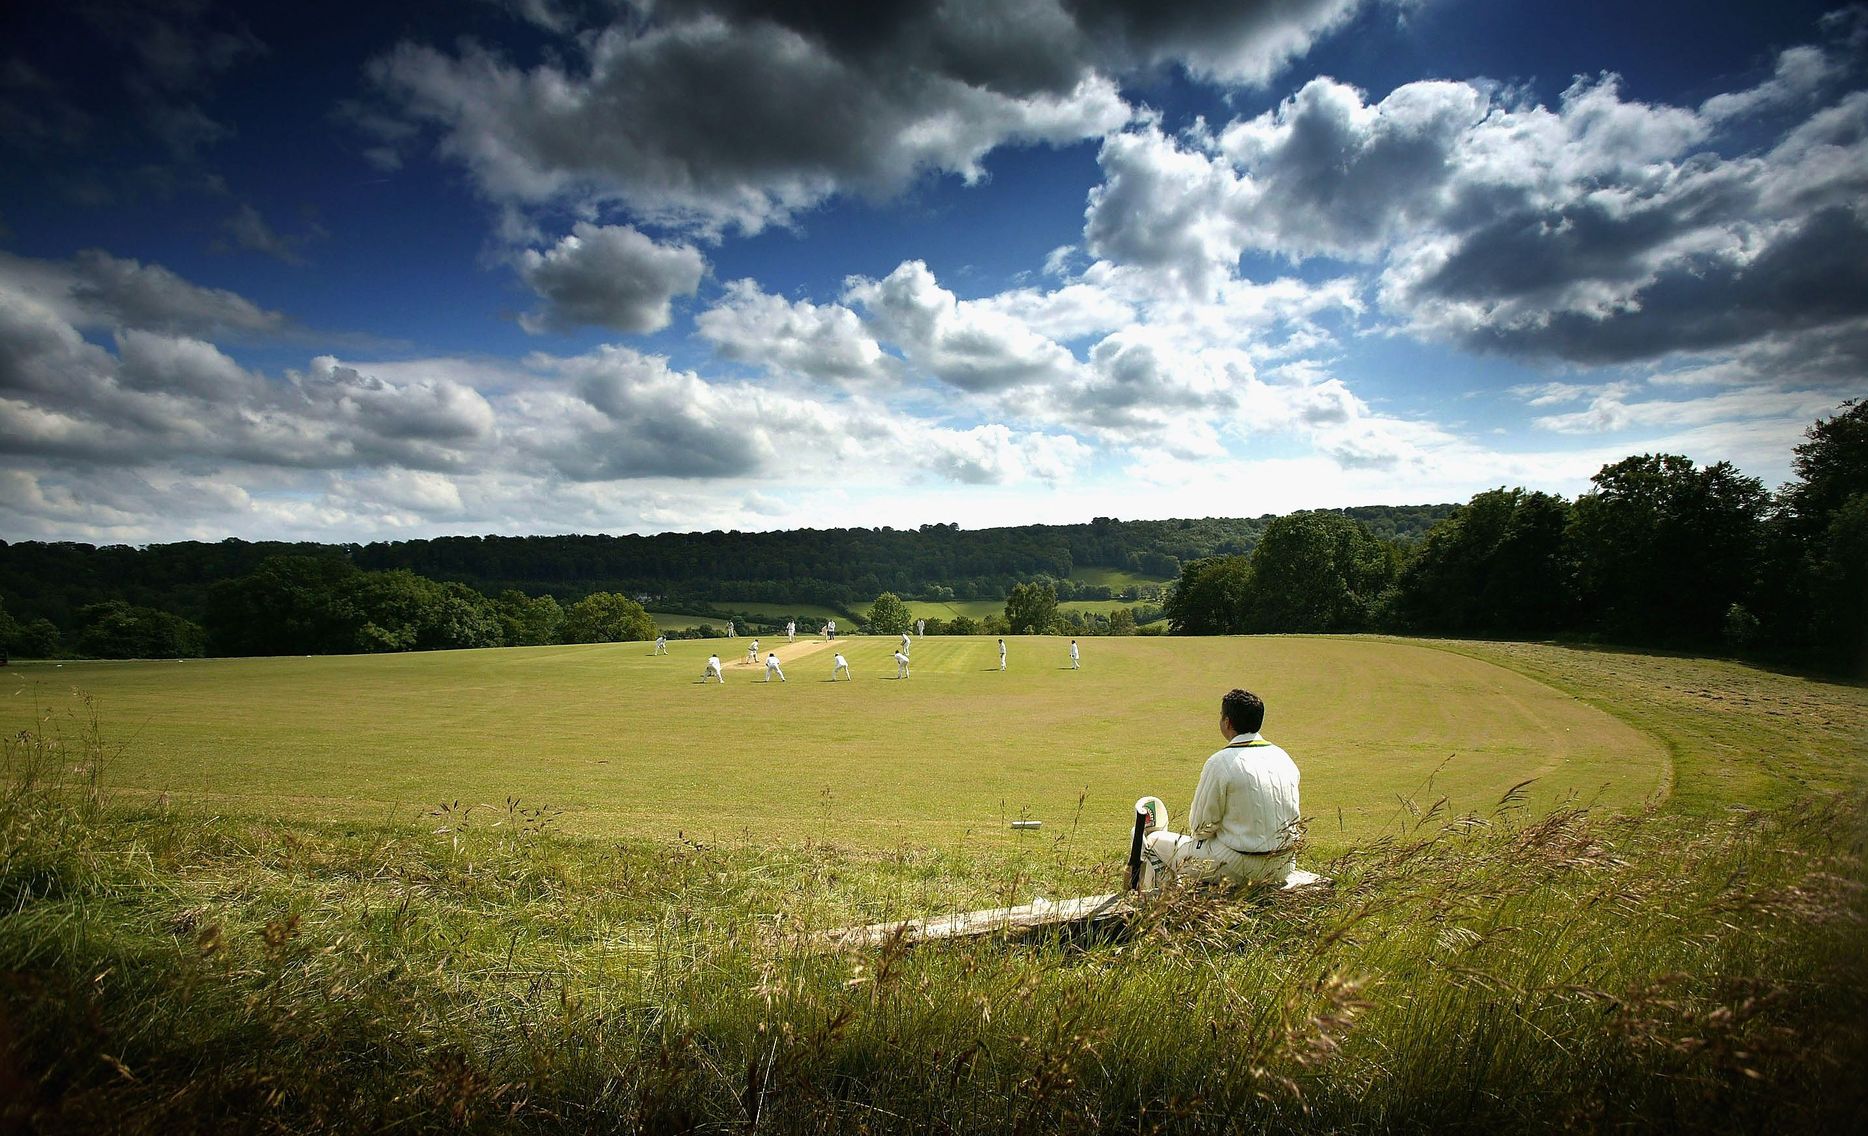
<box><xmin>0</xmin><ymin>638</ymin><xmax>1669</xmax><ymax>849</ymax></box>
<box><xmin>3</xmin><ymin>642</ymin><xmax>1863</xmax><ymax>1132</ymax></box>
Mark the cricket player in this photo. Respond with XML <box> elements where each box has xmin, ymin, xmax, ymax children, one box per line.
<box><xmin>900</xmin><ymin>630</ymin><xmax>912</xmax><ymax>654</ymax></box>
<box><xmin>1141</xmin><ymin>689</ymin><xmax>1302</xmax><ymax>887</ymax></box>
<box><xmin>822</xmin><ymin>621</ymin><xmax>832</xmax><ymax>641</ymax></box>
<box><xmin>786</xmin><ymin>621</ymin><xmax>796</xmax><ymax>643</ymax></box>
<box><xmin>893</xmin><ymin>650</ymin><xmax>911</xmax><ymax>679</ymax></box>
<box><xmin>653</xmin><ymin>634</ymin><xmax>668</xmax><ymax>655</ymax></box>
<box><xmin>916</xmin><ymin>618</ymin><xmax>925</xmax><ymax>637</ymax></box>
<box><xmin>1069</xmin><ymin>639</ymin><xmax>1080</xmax><ymax>669</ymax></box>
<box><xmin>764</xmin><ymin>652</ymin><xmax>786</xmax><ymax>682</ymax></box>
<box><xmin>725</xmin><ymin>620</ymin><xmax>736</xmax><ymax>638</ymax></box>
<box><xmin>703</xmin><ymin>654</ymin><xmax>725</xmax><ymax>683</ymax></box>
<box><xmin>998</xmin><ymin>638</ymin><xmax>1007</xmax><ymax>671</ymax></box>
<box><xmin>832</xmin><ymin>652</ymin><xmax>851</xmax><ymax>680</ymax></box>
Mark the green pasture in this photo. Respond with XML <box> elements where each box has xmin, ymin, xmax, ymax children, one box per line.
<box><xmin>1068</xmin><ymin>566</ymin><xmax>1169</xmax><ymax>590</ymax></box>
<box><xmin>5</xmin><ymin>636</ymin><xmax>1677</xmax><ymax>854</ymax></box>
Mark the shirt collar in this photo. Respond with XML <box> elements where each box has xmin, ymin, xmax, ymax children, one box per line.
<box><xmin>1226</xmin><ymin>732</ymin><xmax>1264</xmax><ymax>747</ymax></box>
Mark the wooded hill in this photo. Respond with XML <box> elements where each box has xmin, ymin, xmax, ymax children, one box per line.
<box><xmin>0</xmin><ymin>505</ymin><xmax>1454</xmax><ymax>634</ymax></box>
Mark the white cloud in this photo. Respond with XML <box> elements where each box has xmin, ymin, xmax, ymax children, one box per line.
<box><xmin>844</xmin><ymin>260</ymin><xmax>1083</xmax><ymax>393</ymax></box>
<box><xmin>695</xmin><ymin>280</ymin><xmax>892</xmax><ymax>383</ymax></box>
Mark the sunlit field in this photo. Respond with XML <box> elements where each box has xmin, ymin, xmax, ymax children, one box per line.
<box><xmin>3</xmin><ymin>637</ymin><xmax>1863</xmax><ymax>1133</ymax></box>
<box><xmin>3</xmin><ymin>636</ymin><xmax>1668</xmax><ymax>853</ymax></box>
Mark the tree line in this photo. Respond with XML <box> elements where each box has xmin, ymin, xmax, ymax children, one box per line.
<box><xmin>0</xmin><ymin>506</ymin><xmax>1451</xmax><ymax>658</ymax></box>
<box><xmin>1161</xmin><ymin>402</ymin><xmax>1866</xmax><ymax>674</ymax></box>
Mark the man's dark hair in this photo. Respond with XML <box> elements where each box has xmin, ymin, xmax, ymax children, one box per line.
<box><xmin>1222</xmin><ymin>688</ymin><xmax>1265</xmax><ymax>734</ymax></box>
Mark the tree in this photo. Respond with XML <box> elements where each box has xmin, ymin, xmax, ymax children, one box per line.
<box><xmin>345</xmin><ymin>571</ymin><xmax>502</xmax><ymax>653</ymax></box>
<box><xmin>204</xmin><ymin>555</ymin><xmax>360</xmax><ymax>656</ymax></box>
<box><xmin>1765</xmin><ymin>401</ymin><xmax>1868</xmax><ymax>671</ymax></box>
<box><xmin>1384</xmin><ymin>489</ymin><xmax>1576</xmax><ymax>636</ymax></box>
<box><xmin>561</xmin><ymin>592</ymin><xmax>658</xmax><ymax>643</ymax></box>
<box><xmin>1569</xmin><ymin>455</ymin><xmax>1768</xmax><ymax>644</ymax></box>
<box><xmin>1246</xmin><ymin>513</ymin><xmax>1395</xmax><ymax>632</ymax></box>
<box><xmin>866</xmin><ymin>592</ymin><xmax>912</xmax><ymax>635</ymax></box>
<box><xmin>74</xmin><ymin>601</ymin><xmax>205</xmax><ymax>658</ymax></box>
<box><xmin>1003</xmin><ymin>580</ymin><xmax>1058</xmax><ymax>634</ymax></box>
<box><xmin>495</xmin><ymin>590</ymin><xmax>564</xmax><ymax>647</ymax></box>
<box><xmin>0</xmin><ymin>596</ymin><xmax>60</xmax><ymax>658</ymax></box>
<box><xmin>947</xmin><ymin>615</ymin><xmax>981</xmax><ymax>636</ymax></box>
<box><xmin>1163</xmin><ymin>556</ymin><xmax>1254</xmax><ymax>634</ymax></box>
<box><xmin>1109</xmin><ymin>607</ymin><xmax>1137</xmax><ymax>635</ymax></box>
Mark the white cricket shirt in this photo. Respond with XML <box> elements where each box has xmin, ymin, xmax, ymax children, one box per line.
<box><xmin>1185</xmin><ymin>733</ymin><xmax>1301</xmax><ymax>854</ymax></box>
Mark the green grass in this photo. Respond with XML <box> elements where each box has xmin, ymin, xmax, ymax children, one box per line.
<box><xmin>897</xmin><ymin>598</ymin><xmax>1005</xmax><ymax>622</ymax></box>
<box><xmin>3</xmin><ymin>638</ymin><xmax>1864</xmax><ymax>1133</ymax></box>
<box><xmin>714</xmin><ymin>601</ymin><xmax>851</xmax><ymax>623</ymax></box>
<box><xmin>2</xmin><ymin>637</ymin><xmax>1671</xmax><ymax>852</ymax></box>
<box><xmin>1068</xmin><ymin>566</ymin><xmax>1170</xmax><ymax>590</ymax></box>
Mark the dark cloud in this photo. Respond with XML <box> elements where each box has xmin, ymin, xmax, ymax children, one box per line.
<box><xmin>517</xmin><ymin>223</ymin><xmax>706</xmax><ymax>334</ymax></box>
<box><xmin>213</xmin><ymin>203</ymin><xmax>326</xmax><ymax>265</ymax></box>
<box><xmin>1458</xmin><ymin>206</ymin><xmax>1868</xmax><ymax>366</ymax></box>
<box><xmin>369</xmin><ymin>0</ymin><xmax>1378</xmax><ymax>231</ymax></box>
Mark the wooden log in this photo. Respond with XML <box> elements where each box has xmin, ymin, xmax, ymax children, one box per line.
<box><xmin>824</xmin><ymin>892</ymin><xmax>1129</xmax><ymax>949</ymax></box>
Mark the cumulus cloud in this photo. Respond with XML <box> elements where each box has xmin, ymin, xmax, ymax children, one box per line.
<box><xmin>695</xmin><ymin>280</ymin><xmax>893</xmax><ymax>383</ymax></box>
<box><xmin>1075</xmin><ymin>20</ymin><xmax>1868</xmax><ymax>405</ymax></box>
<box><xmin>0</xmin><ymin>248</ymin><xmax>286</xmax><ymax>338</ymax></box>
<box><xmin>516</xmin><ymin>222</ymin><xmax>706</xmax><ymax>334</ymax></box>
<box><xmin>365</xmin><ymin>0</ymin><xmax>1385</xmax><ymax>233</ymax></box>
<box><xmin>844</xmin><ymin>260</ymin><xmax>1083</xmax><ymax>393</ymax></box>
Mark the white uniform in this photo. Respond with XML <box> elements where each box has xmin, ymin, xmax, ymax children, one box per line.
<box><xmin>703</xmin><ymin>654</ymin><xmax>724</xmax><ymax>683</ymax></box>
<box><xmin>1144</xmin><ymin>734</ymin><xmax>1301</xmax><ymax>885</ymax></box>
<box><xmin>786</xmin><ymin>621</ymin><xmax>796</xmax><ymax>642</ymax></box>
<box><xmin>725</xmin><ymin>621</ymin><xmax>735</xmax><ymax>638</ymax></box>
<box><xmin>653</xmin><ymin>635</ymin><xmax>667</xmax><ymax>654</ymax></box>
<box><xmin>832</xmin><ymin>652</ymin><xmax>850</xmax><ymax>680</ymax></box>
<box><xmin>764</xmin><ymin>653</ymin><xmax>786</xmax><ymax>682</ymax></box>
<box><xmin>745</xmin><ymin>639</ymin><xmax>759</xmax><ymax>665</ymax></box>
<box><xmin>916</xmin><ymin>619</ymin><xmax>925</xmax><ymax>636</ymax></box>
<box><xmin>998</xmin><ymin>640</ymin><xmax>1006</xmax><ymax>671</ymax></box>
<box><xmin>893</xmin><ymin>650</ymin><xmax>910</xmax><ymax>678</ymax></box>
<box><xmin>1068</xmin><ymin>640</ymin><xmax>1080</xmax><ymax>669</ymax></box>
<box><xmin>900</xmin><ymin>632</ymin><xmax>912</xmax><ymax>654</ymax></box>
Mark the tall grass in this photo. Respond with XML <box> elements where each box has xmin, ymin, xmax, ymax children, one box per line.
<box><xmin>3</xmin><ymin>704</ymin><xmax>1863</xmax><ymax>1133</ymax></box>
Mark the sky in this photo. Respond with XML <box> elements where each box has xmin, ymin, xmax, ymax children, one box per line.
<box><xmin>1</xmin><ymin>0</ymin><xmax>1864</xmax><ymax>545</ymax></box>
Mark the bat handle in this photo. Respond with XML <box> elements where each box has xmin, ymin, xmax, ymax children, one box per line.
<box><xmin>1127</xmin><ymin>806</ymin><xmax>1148</xmax><ymax>892</ymax></box>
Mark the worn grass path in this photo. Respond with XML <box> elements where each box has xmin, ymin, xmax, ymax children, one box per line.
<box><xmin>2</xmin><ymin>636</ymin><xmax>1684</xmax><ymax>855</ymax></box>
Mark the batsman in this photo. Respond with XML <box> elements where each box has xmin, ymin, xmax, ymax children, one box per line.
<box><xmin>1132</xmin><ymin>688</ymin><xmax>1304</xmax><ymax>889</ymax></box>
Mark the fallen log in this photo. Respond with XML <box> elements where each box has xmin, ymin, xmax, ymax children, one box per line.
<box><xmin>821</xmin><ymin>869</ymin><xmax>1331</xmax><ymax>949</ymax></box>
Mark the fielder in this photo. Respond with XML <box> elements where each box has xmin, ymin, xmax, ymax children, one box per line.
<box><xmin>725</xmin><ymin>620</ymin><xmax>736</xmax><ymax>638</ymax></box>
<box><xmin>1068</xmin><ymin>639</ymin><xmax>1080</xmax><ymax>669</ymax></box>
<box><xmin>916</xmin><ymin>618</ymin><xmax>925</xmax><ymax>637</ymax></box>
<box><xmin>900</xmin><ymin>630</ymin><xmax>912</xmax><ymax>654</ymax></box>
<box><xmin>653</xmin><ymin>634</ymin><xmax>668</xmax><ymax>655</ymax></box>
<box><xmin>832</xmin><ymin>652</ymin><xmax>851</xmax><ymax>680</ymax></box>
<box><xmin>1139</xmin><ymin>689</ymin><xmax>1302</xmax><ymax>888</ymax></box>
<box><xmin>998</xmin><ymin>638</ymin><xmax>1007</xmax><ymax>671</ymax></box>
<box><xmin>702</xmin><ymin>653</ymin><xmax>725</xmax><ymax>683</ymax></box>
<box><xmin>893</xmin><ymin>650</ymin><xmax>911</xmax><ymax>679</ymax></box>
<box><xmin>764</xmin><ymin>652</ymin><xmax>786</xmax><ymax>682</ymax></box>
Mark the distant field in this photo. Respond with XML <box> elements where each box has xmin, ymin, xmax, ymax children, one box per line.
<box><xmin>891</xmin><ymin>597</ymin><xmax>1154</xmax><ymax>623</ymax></box>
<box><xmin>715</xmin><ymin>601</ymin><xmax>849</xmax><ymax>623</ymax></box>
<box><xmin>4</xmin><ymin>636</ymin><xmax>1675</xmax><ymax>854</ymax></box>
<box><xmin>1069</xmin><ymin>566</ymin><xmax>1170</xmax><ymax>590</ymax></box>
<box><xmin>897</xmin><ymin>598</ymin><xmax>1004</xmax><ymax>622</ymax></box>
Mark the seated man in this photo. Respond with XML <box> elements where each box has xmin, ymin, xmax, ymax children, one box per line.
<box><xmin>1142</xmin><ymin>688</ymin><xmax>1302</xmax><ymax>887</ymax></box>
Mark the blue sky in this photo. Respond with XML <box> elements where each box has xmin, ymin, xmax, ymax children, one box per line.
<box><xmin>1</xmin><ymin>0</ymin><xmax>1862</xmax><ymax>542</ymax></box>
